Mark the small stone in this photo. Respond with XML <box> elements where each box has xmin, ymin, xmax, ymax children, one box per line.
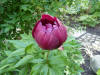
<box><xmin>90</xmin><ymin>55</ymin><xmax>100</xmax><ymax>73</ymax></box>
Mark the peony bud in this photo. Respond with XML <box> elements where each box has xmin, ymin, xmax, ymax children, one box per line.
<box><xmin>32</xmin><ymin>14</ymin><xmax>67</xmax><ymax>50</ymax></box>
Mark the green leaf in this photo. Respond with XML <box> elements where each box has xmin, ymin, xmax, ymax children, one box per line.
<box><xmin>19</xmin><ymin>66</ymin><xmax>29</xmax><ymax>75</ymax></box>
<box><xmin>97</xmin><ymin>69</ymin><xmax>100</xmax><ymax>75</ymax></box>
<box><xmin>0</xmin><ymin>6</ymin><xmax>4</xmax><ymax>14</ymax></box>
<box><xmin>25</xmin><ymin>44</ymin><xmax>34</xmax><ymax>54</ymax></box>
<box><xmin>49</xmin><ymin>68</ymin><xmax>56</xmax><ymax>75</ymax></box>
<box><xmin>0</xmin><ymin>64</ymin><xmax>9</xmax><ymax>71</ymax></box>
<box><xmin>30</xmin><ymin>58</ymin><xmax>44</xmax><ymax>63</ymax></box>
<box><xmin>8</xmin><ymin>48</ymin><xmax>25</xmax><ymax>57</ymax></box>
<box><xmin>8</xmin><ymin>40</ymin><xmax>26</xmax><ymax>49</ymax></box>
<box><xmin>40</xmin><ymin>64</ymin><xmax>48</xmax><ymax>75</ymax></box>
<box><xmin>31</xmin><ymin>64</ymin><xmax>43</xmax><ymax>75</ymax></box>
<box><xmin>93</xmin><ymin>12</ymin><xmax>100</xmax><ymax>17</ymax></box>
<box><xmin>14</xmin><ymin>55</ymin><xmax>33</xmax><ymax>67</ymax></box>
<box><xmin>0</xmin><ymin>50</ymin><xmax>22</xmax><ymax>68</ymax></box>
<box><xmin>0</xmin><ymin>65</ymin><xmax>15</xmax><ymax>74</ymax></box>
<box><xmin>20</xmin><ymin>5</ymin><xmax>30</xmax><ymax>11</ymax></box>
<box><xmin>4</xmin><ymin>51</ymin><xmax>12</xmax><ymax>56</ymax></box>
<box><xmin>0</xmin><ymin>0</ymin><xmax>7</xmax><ymax>3</ymax></box>
<box><xmin>79</xmin><ymin>15</ymin><xmax>89</xmax><ymax>21</ymax></box>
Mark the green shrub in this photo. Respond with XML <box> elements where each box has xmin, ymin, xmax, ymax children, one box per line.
<box><xmin>78</xmin><ymin>15</ymin><xmax>100</xmax><ymax>27</ymax></box>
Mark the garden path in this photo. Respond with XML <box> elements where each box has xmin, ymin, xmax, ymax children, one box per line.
<box><xmin>68</xmin><ymin>25</ymin><xmax>100</xmax><ymax>75</ymax></box>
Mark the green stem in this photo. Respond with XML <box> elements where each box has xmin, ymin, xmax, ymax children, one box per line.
<box><xmin>46</xmin><ymin>50</ymin><xmax>50</xmax><ymax>64</ymax></box>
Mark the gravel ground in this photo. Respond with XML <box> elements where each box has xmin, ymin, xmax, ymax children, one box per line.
<box><xmin>79</xmin><ymin>26</ymin><xmax>100</xmax><ymax>75</ymax></box>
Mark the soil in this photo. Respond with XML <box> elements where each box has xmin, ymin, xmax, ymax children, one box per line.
<box><xmin>86</xmin><ymin>25</ymin><xmax>100</xmax><ymax>36</ymax></box>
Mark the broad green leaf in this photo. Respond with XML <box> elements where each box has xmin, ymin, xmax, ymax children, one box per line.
<box><xmin>19</xmin><ymin>66</ymin><xmax>29</xmax><ymax>75</ymax></box>
<box><xmin>0</xmin><ymin>0</ymin><xmax>7</xmax><ymax>3</ymax></box>
<box><xmin>0</xmin><ymin>64</ymin><xmax>15</xmax><ymax>74</ymax></box>
<box><xmin>49</xmin><ymin>56</ymin><xmax>64</xmax><ymax>66</ymax></box>
<box><xmin>4</xmin><ymin>51</ymin><xmax>12</xmax><ymax>56</ymax></box>
<box><xmin>40</xmin><ymin>64</ymin><xmax>48</xmax><ymax>75</ymax></box>
<box><xmin>31</xmin><ymin>64</ymin><xmax>43</xmax><ymax>75</ymax></box>
<box><xmin>0</xmin><ymin>64</ymin><xmax>9</xmax><ymax>71</ymax></box>
<box><xmin>49</xmin><ymin>68</ymin><xmax>56</xmax><ymax>75</ymax></box>
<box><xmin>32</xmin><ymin>63</ymin><xmax>43</xmax><ymax>71</ymax></box>
<box><xmin>93</xmin><ymin>12</ymin><xmax>100</xmax><ymax>17</ymax></box>
<box><xmin>8</xmin><ymin>40</ymin><xmax>26</xmax><ymax>48</ymax></box>
<box><xmin>25</xmin><ymin>44</ymin><xmax>34</xmax><ymax>54</ymax></box>
<box><xmin>79</xmin><ymin>15</ymin><xmax>89</xmax><ymax>21</ymax></box>
<box><xmin>8</xmin><ymin>48</ymin><xmax>25</xmax><ymax>57</ymax></box>
<box><xmin>30</xmin><ymin>58</ymin><xmax>44</xmax><ymax>63</ymax></box>
<box><xmin>0</xmin><ymin>56</ymin><xmax>20</xmax><ymax>67</ymax></box>
<box><xmin>14</xmin><ymin>55</ymin><xmax>33</xmax><ymax>67</ymax></box>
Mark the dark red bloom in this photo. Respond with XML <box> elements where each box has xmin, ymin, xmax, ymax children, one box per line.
<box><xmin>32</xmin><ymin>14</ymin><xmax>67</xmax><ymax>50</ymax></box>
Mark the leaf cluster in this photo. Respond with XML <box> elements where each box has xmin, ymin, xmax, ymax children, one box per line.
<box><xmin>0</xmin><ymin>33</ymin><xmax>83</xmax><ymax>75</ymax></box>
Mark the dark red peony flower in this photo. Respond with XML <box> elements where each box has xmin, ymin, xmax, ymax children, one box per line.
<box><xmin>32</xmin><ymin>14</ymin><xmax>67</xmax><ymax>50</ymax></box>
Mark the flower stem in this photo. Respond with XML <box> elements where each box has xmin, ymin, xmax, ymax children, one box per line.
<box><xmin>46</xmin><ymin>50</ymin><xmax>50</xmax><ymax>63</ymax></box>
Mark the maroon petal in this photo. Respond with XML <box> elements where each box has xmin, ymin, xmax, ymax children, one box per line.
<box><xmin>42</xmin><ymin>14</ymin><xmax>54</xmax><ymax>22</ymax></box>
<box><xmin>40</xmin><ymin>31</ymin><xmax>59</xmax><ymax>50</ymax></box>
<box><xmin>47</xmin><ymin>33</ymin><xmax>60</xmax><ymax>50</ymax></box>
<box><xmin>41</xmin><ymin>14</ymin><xmax>55</xmax><ymax>25</ymax></box>
<box><xmin>59</xmin><ymin>26</ymin><xmax>67</xmax><ymax>42</ymax></box>
<box><xmin>39</xmin><ymin>31</ymin><xmax>51</xmax><ymax>50</ymax></box>
<box><xmin>52</xmin><ymin>25</ymin><xmax>67</xmax><ymax>45</ymax></box>
<box><xmin>32</xmin><ymin>20</ymin><xmax>41</xmax><ymax>37</ymax></box>
<box><xmin>33</xmin><ymin>22</ymin><xmax>46</xmax><ymax>36</ymax></box>
<box><xmin>34</xmin><ymin>30</ymin><xmax>45</xmax><ymax>47</ymax></box>
<box><xmin>54</xmin><ymin>17</ymin><xmax>63</xmax><ymax>26</ymax></box>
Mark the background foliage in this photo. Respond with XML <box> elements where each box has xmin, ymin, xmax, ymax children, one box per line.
<box><xmin>0</xmin><ymin>0</ymin><xmax>67</xmax><ymax>49</ymax></box>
